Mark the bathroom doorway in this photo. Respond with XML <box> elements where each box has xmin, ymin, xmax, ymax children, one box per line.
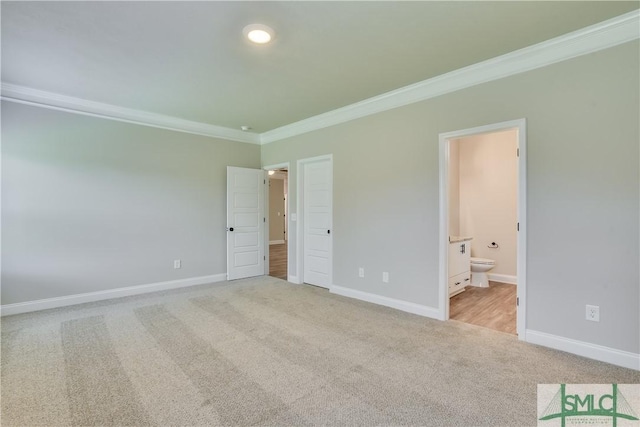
<box><xmin>265</xmin><ymin>165</ymin><xmax>288</xmax><ymax>280</ymax></box>
<box><xmin>439</xmin><ymin>119</ymin><xmax>527</xmax><ymax>338</ymax></box>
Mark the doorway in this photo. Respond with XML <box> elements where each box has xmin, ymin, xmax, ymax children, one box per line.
<box><xmin>264</xmin><ymin>163</ymin><xmax>289</xmax><ymax>281</ymax></box>
<box><xmin>439</xmin><ymin>119</ymin><xmax>527</xmax><ymax>338</ymax></box>
<box><xmin>268</xmin><ymin>168</ymin><xmax>288</xmax><ymax>280</ymax></box>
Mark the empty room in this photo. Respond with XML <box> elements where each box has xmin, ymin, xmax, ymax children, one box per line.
<box><xmin>2</xmin><ymin>2</ymin><xmax>639</xmax><ymax>426</ymax></box>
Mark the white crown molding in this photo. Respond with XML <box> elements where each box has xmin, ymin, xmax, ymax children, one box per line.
<box><xmin>260</xmin><ymin>9</ymin><xmax>640</xmax><ymax>144</ymax></box>
<box><xmin>0</xmin><ymin>83</ymin><xmax>261</xmax><ymax>145</ymax></box>
<box><xmin>2</xmin><ymin>11</ymin><xmax>637</xmax><ymax>146</ymax></box>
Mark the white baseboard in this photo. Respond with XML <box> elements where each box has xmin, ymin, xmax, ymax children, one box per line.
<box><xmin>269</xmin><ymin>240</ymin><xmax>285</xmax><ymax>245</ymax></box>
<box><xmin>288</xmin><ymin>275</ymin><xmax>300</xmax><ymax>284</ymax></box>
<box><xmin>0</xmin><ymin>273</ymin><xmax>227</xmax><ymax>317</ymax></box>
<box><xmin>488</xmin><ymin>273</ymin><xmax>517</xmax><ymax>285</ymax></box>
<box><xmin>525</xmin><ymin>329</ymin><xmax>639</xmax><ymax>371</ymax></box>
<box><xmin>330</xmin><ymin>285</ymin><xmax>441</xmax><ymax>319</ymax></box>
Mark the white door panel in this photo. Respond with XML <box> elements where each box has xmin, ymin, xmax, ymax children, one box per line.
<box><xmin>303</xmin><ymin>159</ymin><xmax>332</xmax><ymax>288</ymax></box>
<box><xmin>227</xmin><ymin>166</ymin><xmax>265</xmax><ymax>280</ymax></box>
<box><xmin>234</xmin><ymin>251</ymin><xmax>259</xmax><ymax>268</ymax></box>
<box><xmin>234</xmin><ymin>213</ymin><xmax>259</xmax><ymax>227</ymax></box>
<box><xmin>234</xmin><ymin>232</ymin><xmax>259</xmax><ymax>247</ymax></box>
<box><xmin>234</xmin><ymin>193</ymin><xmax>259</xmax><ymax>208</ymax></box>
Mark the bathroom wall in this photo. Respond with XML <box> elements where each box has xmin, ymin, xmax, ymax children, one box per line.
<box><xmin>269</xmin><ymin>177</ymin><xmax>286</xmax><ymax>243</ymax></box>
<box><xmin>457</xmin><ymin>129</ymin><xmax>518</xmax><ymax>278</ymax></box>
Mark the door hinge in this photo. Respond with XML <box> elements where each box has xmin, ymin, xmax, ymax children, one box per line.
<box><xmin>517</xmin><ymin>297</ymin><xmax>519</xmax><ymax>306</ymax></box>
<box><xmin>517</xmin><ymin>148</ymin><xmax>520</xmax><ymax>157</ymax></box>
<box><xmin>517</xmin><ymin>222</ymin><xmax>519</xmax><ymax>231</ymax></box>
<box><xmin>264</xmin><ymin>179</ymin><xmax>266</xmax><ymax>184</ymax></box>
<box><xmin>263</xmin><ymin>217</ymin><xmax>266</xmax><ymax>223</ymax></box>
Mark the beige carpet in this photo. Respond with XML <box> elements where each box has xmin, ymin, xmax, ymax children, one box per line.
<box><xmin>1</xmin><ymin>276</ymin><xmax>637</xmax><ymax>426</ymax></box>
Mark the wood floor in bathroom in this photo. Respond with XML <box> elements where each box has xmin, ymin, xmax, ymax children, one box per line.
<box><xmin>269</xmin><ymin>243</ymin><xmax>287</xmax><ymax>280</ymax></box>
<box><xmin>449</xmin><ymin>281</ymin><xmax>517</xmax><ymax>335</ymax></box>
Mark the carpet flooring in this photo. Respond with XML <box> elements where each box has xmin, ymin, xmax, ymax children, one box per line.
<box><xmin>1</xmin><ymin>276</ymin><xmax>638</xmax><ymax>426</ymax></box>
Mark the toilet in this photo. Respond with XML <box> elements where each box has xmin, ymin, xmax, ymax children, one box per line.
<box><xmin>470</xmin><ymin>257</ymin><xmax>495</xmax><ymax>287</ymax></box>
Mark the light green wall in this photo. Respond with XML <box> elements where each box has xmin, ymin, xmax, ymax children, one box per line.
<box><xmin>1</xmin><ymin>102</ymin><xmax>261</xmax><ymax>304</ymax></box>
<box><xmin>261</xmin><ymin>41</ymin><xmax>640</xmax><ymax>353</ymax></box>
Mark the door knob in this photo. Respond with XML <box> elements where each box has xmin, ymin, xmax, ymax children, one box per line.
<box><xmin>227</xmin><ymin>227</ymin><xmax>234</xmax><ymax>232</ymax></box>
<box><xmin>327</xmin><ymin>230</ymin><xmax>330</xmax><ymax>234</ymax></box>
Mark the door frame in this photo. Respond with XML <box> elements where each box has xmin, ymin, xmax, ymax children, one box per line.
<box><xmin>297</xmin><ymin>154</ymin><xmax>333</xmax><ymax>286</ymax></box>
<box><xmin>263</xmin><ymin>162</ymin><xmax>290</xmax><ymax>280</ymax></box>
<box><xmin>438</xmin><ymin>119</ymin><xmax>527</xmax><ymax>338</ymax></box>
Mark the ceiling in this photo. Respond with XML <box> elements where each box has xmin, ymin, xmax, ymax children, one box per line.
<box><xmin>2</xmin><ymin>1</ymin><xmax>638</xmax><ymax>133</ymax></box>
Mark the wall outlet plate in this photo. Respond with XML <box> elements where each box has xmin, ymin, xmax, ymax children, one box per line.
<box><xmin>358</xmin><ymin>268</ymin><xmax>364</xmax><ymax>278</ymax></box>
<box><xmin>174</xmin><ymin>259</ymin><xmax>181</xmax><ymax>269</ymax></box>
<box><xmin>586</xmin><ymin>305</ymin><xmax>599</xmax><ymax>322</ymax></box>
<box><xmin>382</xmin><ymin>272</ymin><xmax>389</xmax><ymax>283</ymax></box>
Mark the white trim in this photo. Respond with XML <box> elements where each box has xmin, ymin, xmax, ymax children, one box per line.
<box><xmin>439</xmin><ymin>119</ymin><xmax>527</xmax><ymax>338</ymax></box>
<box><xmin>437</xmin><ymin>133</ymin><xmax>450</xmax><ymax>322</ymax></box>
<box><xmin>260</xmin><ymin>10</ymin><xmax>639</xmax><ymax>144</ymax></box>
<box><xmin>0</xmin><ymin>273</ymin><xmax>226</xmax><ymax>317</ymax></box>
<box><xmin>288</xmin><ymin>275</ymin><xmax>300</xmax><ymax>285</ymax></box>
<box><xmin>488</xmin><ymin>273</ymin><xmax>517</xmax><ymax>285</ymax></box>
<box><xmin>525</xmin><ymin>330</ymin><xmax>640</xmax><ymax>371</ymax></box>
<box><xmin>2</xmin><ymin>12</ymin><xmax>637</xmax><ymax>146</ymax></box>
<box><xmin>0</xmin><ymin>84</ymin><xmax>260</xmax><ymax>145</ymax></box>
<box><xmin>516</xmin><ymin>122</ymin><xmax>527</xmax><ymax>338</ymax></box>
<box><xmin>269</xmin><ymin>240</ymin><xmax>285</xmax><ymax>245</ymax></box>
<box><xmin>330</xmin><ymin>285</ymin><xmax>441</xmax><ymax>319</ymax></box>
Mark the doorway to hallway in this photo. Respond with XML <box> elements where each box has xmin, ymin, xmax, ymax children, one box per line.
<box><xmin>266</xmin><ymin>166</ymin><xmax>288</xmax><ymax>280</ymax></box>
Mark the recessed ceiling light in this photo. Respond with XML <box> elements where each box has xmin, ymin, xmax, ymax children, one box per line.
<box><xmin>243</xmin><ymin>24</ymin><xmax>274</xmax><ymax>44</ymax></box>
<box><xmin>240</xmin><ymin>125</ymin><xmax>252</xmax><ymax>131</ymax></box>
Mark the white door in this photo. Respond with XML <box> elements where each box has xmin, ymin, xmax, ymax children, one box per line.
<box><xmin>303</xmin><ymin>159</ymin><xmax>332</xmax><ymax>288</ymax></box>
<box><xmin>227</xmin><ymin>166</ymin><xmax>265</xmax><ymax>280</ymax></box>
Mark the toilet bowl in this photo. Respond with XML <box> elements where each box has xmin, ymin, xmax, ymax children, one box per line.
<box><xmin>470</xmin><ymin>257</ymin><xmax>495</xmax><ymax>287</ymax></box>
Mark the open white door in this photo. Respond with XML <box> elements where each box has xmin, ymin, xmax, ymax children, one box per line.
<box><xmin>302</xmin><ymin>158</ymin><xmax>332</xmax><ymax>288</ymax></box>
<box><xmin>227</xmin><ymin>166</ymin><xmax>265</xmax><ymax>280</ymax></box>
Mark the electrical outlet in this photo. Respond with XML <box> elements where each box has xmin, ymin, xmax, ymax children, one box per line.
<box><xmin>174</xmin><ymin>259</ymin><xmax>181</xmax><ymax>269</ymax></box>
<box><xmin>382</xmin><ymin>272</ymin><xmax>389</xmax><ymax>283</ymax></box>
<box><xmin>586</xmin><ymin>305</ymin><xmax>599</xmax><ymax>322</ymax></box>
<box><xmin>358</xmin><ymin>268</ymin><xmax>364</xmax><ymax>278</ymax></box>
